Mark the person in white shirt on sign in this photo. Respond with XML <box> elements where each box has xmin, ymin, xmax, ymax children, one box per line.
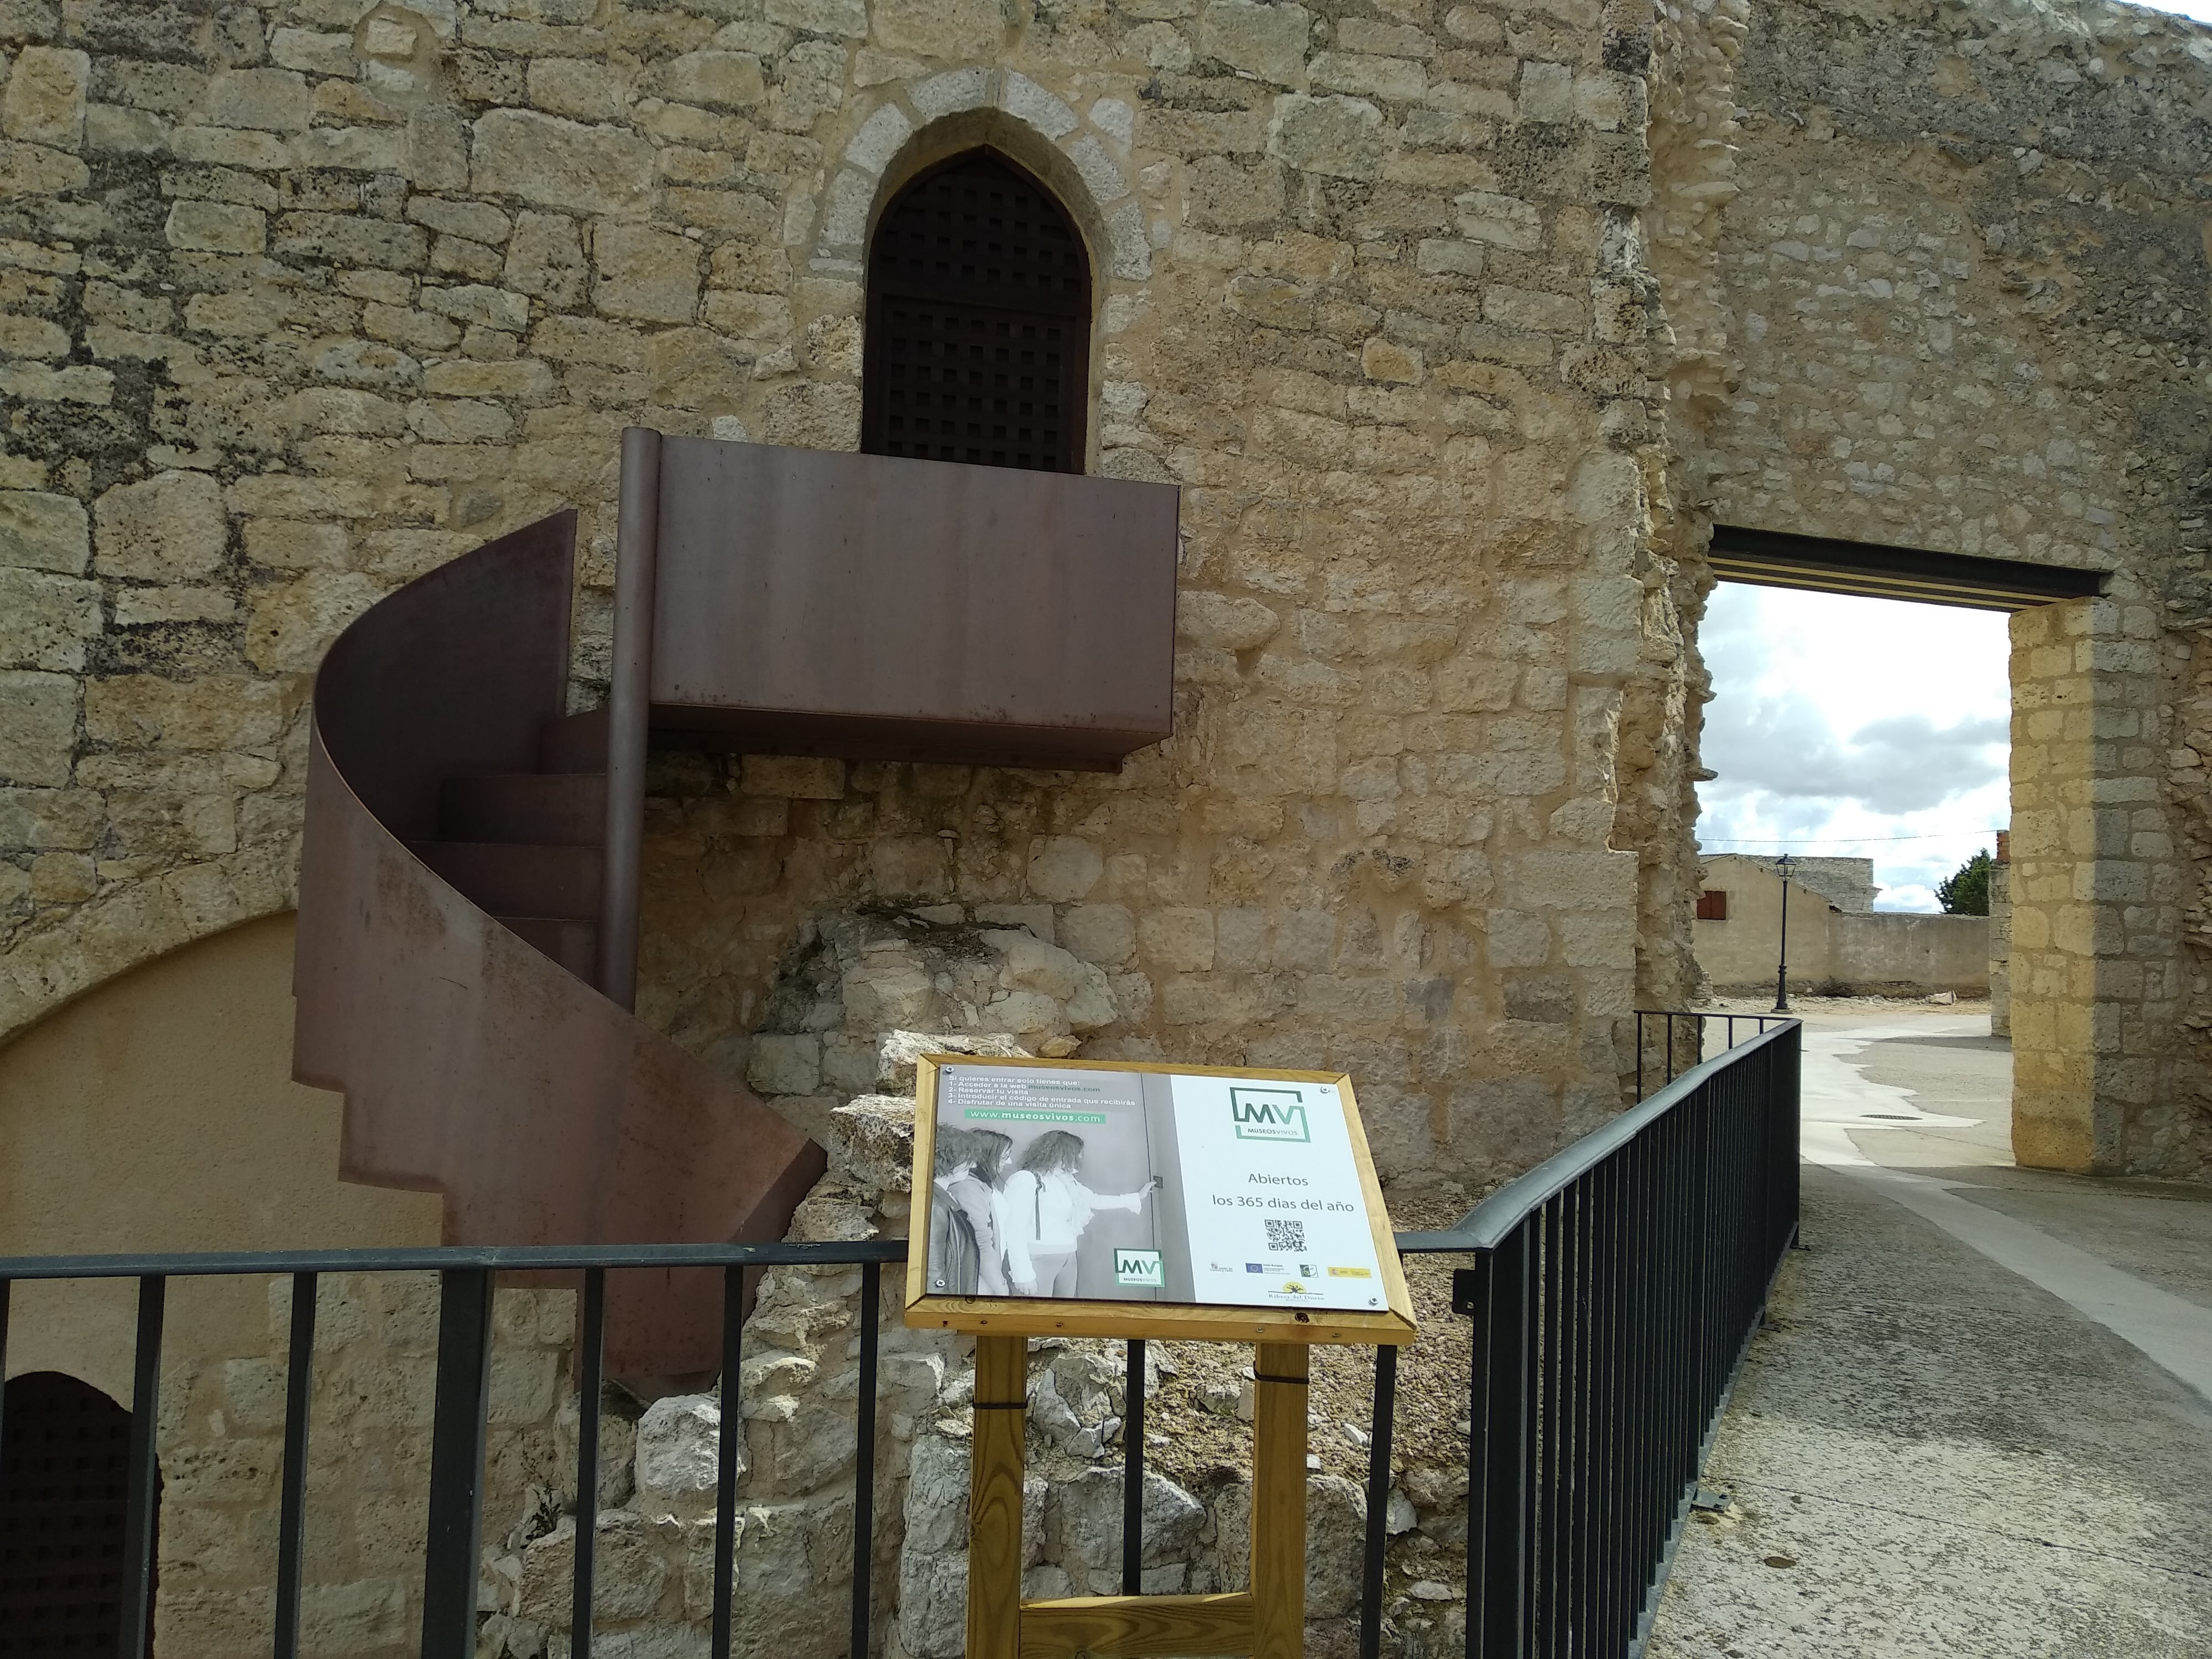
<box><xmin>998</xmin><ymin>1130</ymin><xmax>1162</xmax><ymax>1298</ymax></box>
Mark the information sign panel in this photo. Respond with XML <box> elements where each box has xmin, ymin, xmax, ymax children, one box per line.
<box><xmin>904</xmin><ymin>1056</ymin><xmax>1416</xmax><ymax>1344</ymax></box>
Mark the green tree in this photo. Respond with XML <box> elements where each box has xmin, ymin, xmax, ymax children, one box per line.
<box><xmin>1938</xmin><ymin>849</ymin><xmax>1993</xmax><ymax>916</ymax></box>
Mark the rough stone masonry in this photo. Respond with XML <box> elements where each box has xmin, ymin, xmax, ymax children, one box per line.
<box><xmin>3</xmin><ymin>0</ymin><xmax>2211</xmax><ymax>1651</ymax></box>
<box><xmin>0</xmin><ymin>0</ymin><xmax>1712</xmax><ymax>1202</ymax></box>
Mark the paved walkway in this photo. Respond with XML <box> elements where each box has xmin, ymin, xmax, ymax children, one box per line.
<box><xmin>1647</xmin><ymin>1007</ymin><xmax>2212</xmax><ymax>1658</ymax></box>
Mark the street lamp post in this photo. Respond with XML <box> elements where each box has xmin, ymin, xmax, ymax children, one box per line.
<box><xmin>1773</xmin><ymin>852</ymin><xmax>1794</xmax><ymax>1014</ymax></box>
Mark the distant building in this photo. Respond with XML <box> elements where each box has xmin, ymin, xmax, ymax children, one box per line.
<box><xmin>1694</xmin><ymin>854</ymin><xmax>1989</xmax><ymax>999</ymax></box>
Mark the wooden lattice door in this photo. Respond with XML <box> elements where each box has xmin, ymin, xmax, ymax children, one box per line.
<box><xmin>0</xmin><ymin>1372</ymin><xmax>153</xmax><ymax>1656</ymax></box>
<box><xmin>862</xmin><ymin>149</ymin><xmax>1092</xmax><ymax>472</ymax></box>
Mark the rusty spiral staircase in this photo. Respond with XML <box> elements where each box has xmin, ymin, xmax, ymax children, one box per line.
<box><xmin>293</xmin><ymin>432</ymin><xmax>1179</xmax><ymax>1373</ymax></box>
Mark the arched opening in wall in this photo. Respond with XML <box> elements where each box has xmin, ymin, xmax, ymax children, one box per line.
<box><xmin>1690</xmin><ymin>528</ymin><xmax>2106</xmax><ymax>1160</ymax></box>
<box><xmin>860</xmin><ymin>148</ymin><xmax>1092</xmax><ymax>473</ymax></box>
<box><xmin>0</xmin><ymin>1371</ymin><xmax>156</xmax><ymax>1653</ymax></box>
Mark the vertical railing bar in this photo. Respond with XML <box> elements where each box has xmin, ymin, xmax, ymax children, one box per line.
<box><xmin>421</xmin><ymin>1268</ymin><xmax>496</xmax><ymax>1659</ymax></box>
<box><xmin>273</xmin><ymin>1271</ymin><xmax>318</xmax><ymax>1659</ymax></box>
<box><xmin>1665</xmin><ymin>1018</ymin><xmax>1674</xmax><ymax>1087</ymax></box>
<box><xmin>572</xmin><ymin>1267</ymin><xmax>607</xmax><ymax>1658</ymax></box>
<box><xmin>852</xmin><ymin>1260</ymin><xmax>882</xmax><ymax>1659</ymax></box>
<box><xmin>118</xmin><ymin>1274</ymin><xmax>166</xmax><ymax>1659</ymax></box>
<box><xmin>712</xmin><ymin>1265</ymin><xmax>744</xmax><ymax>1659</ymax></box>
<box><xmin>1538</xmin><ymin>1197</ymin><xmax>1564</xmax><ymax>1659</ymax></box>
<box><xmin>1122</xmin><ymin>1337</ymin><xmax>1147</xmax><ymax>1595</ymax></box>
<box><xmin>1358</xmin><ymin>1343</ymin><xmax>1399</xmax><ymax>1659</ymax></box>
<box><xmin>0</xmin><ymin>1278</ymin><xmax>11</xmax><ymax>1479</ymax></box>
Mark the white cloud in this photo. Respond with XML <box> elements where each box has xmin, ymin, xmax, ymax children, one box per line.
<box><xmin>1695</xmin><ymin>584</ymin><xmax>2012</xmax><ymax>912</ymax></box>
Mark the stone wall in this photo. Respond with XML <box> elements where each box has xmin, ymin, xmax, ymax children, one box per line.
<box><xmin>0</xmin><ymin>0</ymin><xmax>1711</xmax><ymax>1191</ymax></box>
<box><xmin>1684</xmin><ymin>0</ymin><xmax>2212</xmax><ymax>1176</ymax></box>
<box><xmin>1989</xmin><ymin>854</ymin><xmax>2010</xmax><ymax>1036</ymax></box>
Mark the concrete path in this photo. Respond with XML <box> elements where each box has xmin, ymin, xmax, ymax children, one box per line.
<box><xmin>1647</xmin><ymin>1007</ymin><xmax>2212</xmax><ymax>1658</ymax></box>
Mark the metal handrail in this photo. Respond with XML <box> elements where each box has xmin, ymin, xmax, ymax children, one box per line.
<box><xmin>0</xmin><ymin>1238</ymin><xmax>910</xmax><ymax>1280</ymax></box>
<box><xmin>1397</xmin><ymin>1020</ymin><xmax>1799</xmax><ymax>1254</ymax></box>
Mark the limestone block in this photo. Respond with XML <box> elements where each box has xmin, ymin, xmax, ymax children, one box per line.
<box><xmin>594</xmin><ymin>223</ymin><xmax>701</xmax><ymax>324</ymax></box>
<box><xmin>0</xmin><ymin>313</ymin><xmax>69</xmax><ymax>360</ymax></box>
<box><xmin>909</xmin><ymin>66</ymin><xmax>992</xmax><ymax>123</ymax></box>
<box><xmin>0</xmin><ymin>787</ymin><xmax>103</xmax><ymax>849</ymax></box>
<box><xmin>521</xmin><ymin>1514</ymin><xmax>675</xmax><ymax>1623</ymax></box>
<box><xmin>1269</xmin><ymin>93</ymin><xmax>1384</xmax><ymax>180</ymax></box>
<box><xmin>166</xmin><ymin>199</ymin><xmax>265</xmax><ymax>254</ymax></box>
<box><xmin>201</xmin><ymin>69</ymin><xmax>312</xmax><ymax>133</ymax></box>
<box><xmin>1454</xmin><ymin>190</ymin><xmax>1542</xmax><ymax>251</ymax></box>
<box><xmin>665</xmin><ymin>51</ymin><xmax>765</xmax><ymax>113</ymax></box>
<box><xmin>246</xmin><ymin>568</ymin><xmax>382</xmax><ymax>673</ymax></box>
<box><xmin>1198</xmin><ymin>1</ymin><xmax>1311</xmax><ymax>86</ymax></box>
<box><xmin>769</xmin><ymin>0</ymin><xmax>870</xmax><ymax>36</ymax></box>
<box><xmin>1060</xmin><ymin>903</ymin><xmax>1136</xmax><ymax>966</ymax></box>
<box><xmin>1312</xmin><ymin>51</ymin><xmax>1426</xmax><ymax>102</ymax></box>
<box><xmin>1516</xmin><ymin>60</ymin><xmax>1573</xmax><ymax>124</ymax></box>
<box><xmin>0</xmin><ymin>670</ymin><xmax>76</xmax><ymax>786</ymax></box>
<box><xmin>635</xmin><ymin>1392</ymin><xmax>736</xmax><ymax>1522</ymax></box>
<box><xmin>111</xmin><ymin>584</ymin><xmax>234</xmax><ymax>624</ymax></box>
<box><xmin>0</xmin><ymin>568</ymin><xmax>94</xmax><ymax>675</ymax></box>
<box><xmin>406</xmin><ymin>196</ymin><xmax>512</xmax><ymax>247</ymax></box>
<box><xmin>825</xmin><ymin>1095</ymin><xmax>915</xmax><ymax>1191</ymax></box>
<box><xmin>1305</xmin><ymin>1473</ymin><xmax>1366</xmax><ymax>1616</ymax></box>
<box><xmin>93</xmin><ymin>470</ymin><xmax>226</xmax><ymax>581</ymax></box>
<box><xmin>998</xmin><ymin>72</ymin><xmax>1077</xmax><ymax>140</ymax></box>
<box><xmin>1362</xmin><ymin>337</ymin><xmax>1423</xmax><ymax>384</ymax></box>
<box><xmin>0</xmin><ymin>137</ymin><xmax>89</xmax><ymax>194</ymax></box>
<box><xmin>1047</xmin><ymin>1466</ymin><xmax>1205</xmax><ymax>1588</ymax></box>
<box><xmin>0</xmin><ymin>491</ymin><xmax>88</xmax><ymax>573</ymax></box>
<box><xmin>874</xmin><ymin>0</ymin><xmax>1007</xmax><ymax>59</ymax></box>
<box><xmin>528</xmin><ymin>58</ymin><xmax>623</xmax><ymax>122</ymax></box>
<box><xmin>740</xmin><ymin>755</ymin><xmax>845</xmax><ymax>799</ymax></box>
<box><xmin>504</xmin><ymin>211</ymin><xmax>588</xmax><ymax>306</ymax></box>
<box><xmin>3</xmin><ymin>47</ymin><xmax>88</xmax><ymax>149</ymax></box>
<box><xmin>1140</xmin><ymin>907</ymin><xmax>1215</xmax><ymax>972</ymax></box>
<box><xmin>875</xmin><ymin>1030</ymin><xmax>1024</xmax><ymax>1093</ymax></box>
<box><xmin>473</xmin><ymin>109</ymin><xmax>654</xmax><ymax>217</ymax></box>
<box><xmin>1178</xmin><ymin>590</ymin><xmax>1281</xmax><ymax>649</ymax></box>
<box><xmin>1026</xmin><ymin>836</ymin><xmax>1103</xmax><ymax>901</ymax></box>
<box><xmin>749</xmin><ymin>1033</ymin><xmax>822</xmax><ymax>1097</ymax></box>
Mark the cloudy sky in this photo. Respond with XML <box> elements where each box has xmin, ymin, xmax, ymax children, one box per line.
<box><xmin>1694</xmin><ymin>585</ymin><xmax>2012</xmax><ymax>913</ymax></box>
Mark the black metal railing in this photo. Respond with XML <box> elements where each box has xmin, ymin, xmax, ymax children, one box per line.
<box><xmin>1632</xmin><ymin>1009</ymin><xmax>1787</xmax><ymax>1098</ymax></box>
<box><xmin>0</xmin><ymin>1022</ymin><xmax>1797</xmax><ymax>1659</ymax></box>
<box><xmin>0</xmin><ymin>1241</ymin><xmax>902</xmax><ymax>1659</ymax></box>
<box><xmin>1397</xmin><ymin>1016</ymin><xmax>1802</xmax><ymax>1658</ymax></box>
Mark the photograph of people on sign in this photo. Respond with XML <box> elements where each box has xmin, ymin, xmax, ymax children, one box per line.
<box><xmin>920</xmin><ymin>1060</ymin><xmax>1392</xmax><ymax>1313</ymax></box>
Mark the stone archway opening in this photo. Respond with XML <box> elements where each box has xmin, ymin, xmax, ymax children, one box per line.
<box><xmin>1692</xmin><ymin>527</ymin><xmax>2148</xmax><ymax>1174</ymax></box>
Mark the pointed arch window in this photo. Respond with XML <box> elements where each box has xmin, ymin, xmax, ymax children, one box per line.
<box><xmin>862</xmin><ymin>149</ymin><xmax>1092</xmax><ymax>473</ymax></box>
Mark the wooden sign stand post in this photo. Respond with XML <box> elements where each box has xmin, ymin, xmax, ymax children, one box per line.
<box><xmin>907</xmin><ymin>1056</ymin><xmax>1420</xmax><ymax>1659</ymax></box>
<box><xmin>967</xmin><ymin>1335</ymin><xmax>1311</xmax><ymax>1659</ymax></box>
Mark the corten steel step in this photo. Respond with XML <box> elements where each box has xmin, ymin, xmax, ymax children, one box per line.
<box><xmin>494</xmin><ymin>916</ymin><xmax>597</xmax><ymax>980</ymax></box>
<box><xmin>409</xmin><ymin>841</ymin><xmax>603</xmax><ymax>921</ymax></box>
<box><xmin>439</xmin><ymin>772</ymin><xmax>608</xmax><ymax>844</ymax></box>
<box><xmin>540</xmin><ymin>709</ymin><xmax>609</xmax><ymax>774</ymax></box>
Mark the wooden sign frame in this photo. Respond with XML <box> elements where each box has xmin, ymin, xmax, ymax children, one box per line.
<box><xmin>906</xmin><ymin>1055</ymin><xmax>1417</xmax><ymax>1659</ymax></box>
<box><xmin>904</xmin><ymin>1054</ymin><xmax>1417</xmax><ymax>1345</ymax></box>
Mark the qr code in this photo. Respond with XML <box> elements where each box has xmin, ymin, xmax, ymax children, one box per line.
<box><xmin>1263</xmin><ymin>1219</ymin><xmax>1307</xmax><ymax>1254</ymax></box>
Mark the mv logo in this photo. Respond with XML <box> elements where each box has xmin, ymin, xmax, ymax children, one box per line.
<box><xmin>1230</xmin><ymin>1087</ymin><xmax>1310</xmax><ymax>1142</ymax></box>
<box><xmin>1113</xmin><ymin>1248</ymin><xmax>1165</xmax><ymax>1286</ymax></box>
